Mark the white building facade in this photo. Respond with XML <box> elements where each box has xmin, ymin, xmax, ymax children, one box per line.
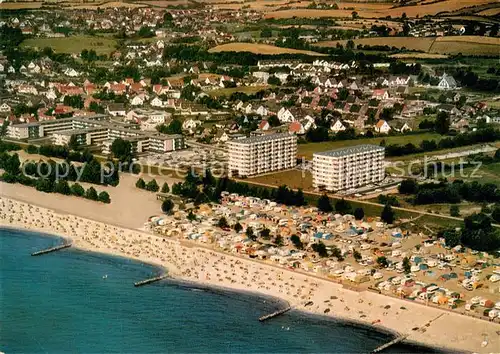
<box><xmin>227</xmin><ymin>133</ymin><xmax>297</xmax><ymax>177</ymax></box>
<box><xmin>312</xmin><ymin>144</ymin><xmax>385</xmax><ymax>191</ymax></box>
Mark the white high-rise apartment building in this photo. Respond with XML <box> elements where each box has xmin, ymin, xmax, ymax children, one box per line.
<box><xmin>227</xmin><ymin>133</ymin><xmax>297</xmax><ymax>177</ymax></box>
<box><xmin>312</xmin><ymin>144</ymin><xmax>385</xmax><ymax>191</ymax></box>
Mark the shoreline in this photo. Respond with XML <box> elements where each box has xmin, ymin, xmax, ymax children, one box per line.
<box><xmin>1</xmin><ymin>196</ymin><xmax>497</xmax><ymax>353</ymax></box>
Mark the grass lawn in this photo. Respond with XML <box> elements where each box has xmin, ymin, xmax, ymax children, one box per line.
<box><xmin>208</xmin><ymin>85</ymin><xmax>270</xmax><ymax>97</ymax></box>
<box><xmin>248</xmin><ymin>169</ymin><xmax>313</xmax><ymax>191</ymax></box>
<box><xmin>297</xmin><ymin>132</ymin><xmax>442</xmax><ymax>160</ymax></box>
<box><xmin>21</xmin><ymin>35</ymin><xmax>117</xmax><ymax>55</ymax></box>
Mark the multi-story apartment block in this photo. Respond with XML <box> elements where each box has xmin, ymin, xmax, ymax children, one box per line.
<box><xmin>312</xmin><ymin>144</ymin><xmax>385</xmax><ymax>191</ymax></box>
<box><xmin>227</xmin><ymin>133</ymin><xmax>297</xmax><ymax>177</ymax></box>
<box><xmin>7</xmin><ymin>114</ymin><xmax>184</xmax><ymax>154</ymax></box>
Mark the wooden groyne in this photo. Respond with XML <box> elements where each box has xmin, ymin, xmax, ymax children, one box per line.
<box><xmin>372</xmin><ymin>334</ymin><xmax>408</xmax><ymax>353</ymax></box>
<box><xmin>31</xmin><ymin>243</ymin><xmax>72</xmax><ymax>256</ymax></box>
<box><xmin>134</xmin><ymin>274</ymin><xmax>169</xmax><ymax>287</ymax></box>
<box><xmin>259</xmin><ymin>306</ymin><xmax>292</xmax><ymax>322</ymax></box>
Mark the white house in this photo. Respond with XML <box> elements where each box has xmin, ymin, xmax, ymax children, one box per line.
<box><xmin>277</xmin><ymin>107</ymin><xmax>295</xmax><ymax>123</ymax></box>
<box><xmin>330</xmin><ymin>119</ymin><xmax>346</xmax><ymax>133</ymax></box>
<box><xmin>0</xmin><ymin>103</ymin><xmax>11</xmax><ymax>112</ymax></box>
<box><xmin>150</xmin><ymin>97</ymin><xmax>164</xmax><ymax>107</ymax></box>
<box><xmin>130</xmin><ymin>95</ymin><xmax>145</xmax><ymax>106</ymax></box>
<box><xmin>256</xmin><ymin>105</ymin><xmax>268</xmax><ymax>116</ymax></box>
<box><xmin>182</xmin><ymin>118</ymin><xmax>202</xmax><ymax>130</ymax></box>
<box><xmin>375</xmin><ymin>120</ymin><xmax>391</xmax><ymax>134</ymax></box>
<box><xmin>438</xmin><ymin>73</ymin><xmax>458</xmax><ymax>90</ymax></box>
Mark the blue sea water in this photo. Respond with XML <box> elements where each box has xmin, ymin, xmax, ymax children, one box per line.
<box><xmin>0</xmin><ymin>228</ymin><xmax>441</xmax><ymax>353</ymax></box>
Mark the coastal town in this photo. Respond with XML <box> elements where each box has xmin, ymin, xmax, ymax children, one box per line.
<box><xmin>0</xmin><ymin>0</ymin><xmax>499</xmax><ymax>352</ymax></box>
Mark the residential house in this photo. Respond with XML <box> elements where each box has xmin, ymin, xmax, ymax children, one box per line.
<box><xmin>259</xmin><ymin>120</ymin><xmax>270</xmax><ymax>131</ymax></box>
<box><xmin>289</xmin><ymin>121</ymin><xmax>305</xmax><ymax>135</ymax></box>
<box><xmin>107</xmin><ymin>103</ymin><xmax>126</xmax><ymax>117</ymax></box>
<box><xmin>375</xmin><ymin>120</ymin><xmax>391</xmax><ymax>134</ymax></box>
<box><xmin>438</xmin><ymin>73</ymin><xmax>458</xmax><ymax>90</ymax></box>
<box><xmin>390</xmin><ymin>120</ymin><xmax>412</xmax><ymax>133</ymax></box>
<box><xmin>331</xmin><ymin>119</ymin><xmax>346</xmax><ymax>133</ymax></box>
<box><xmin>372</xmin><ymin>89</ymin><xmax>389</xmax><ymax>100</ymax></box>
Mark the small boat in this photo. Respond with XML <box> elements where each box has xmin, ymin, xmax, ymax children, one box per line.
<box><xmin>102</xmin><ymin>275</ymin><xmax>108</xmax><ymax>279</ymax></box>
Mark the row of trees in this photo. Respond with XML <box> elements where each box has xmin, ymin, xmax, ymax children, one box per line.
<box><xmin>399</xmin><ymin>179</ymin><xmax>500</xmax><ymax>205</ymax></box>
<box><xmin>384</xmin><ymin>127</ymin><xmax>500</xmax><ymax>157</ymax></box>
<box><xmin>25</xmin><ymin>144</ymin><xmax>94</xmax><ymax>163</ymax></box>
<box><xmin>317</xmin><ymin>194</ymin><xmax>395</xmax><ymax>224</ymax></box>
<box><xmin>442</xmin><ymin>213</ymin><xmax>500</xmax><ymax>251</ymax></box>
<box><xmin>0</xmin><ymin>155</ymin><xmax>110</xmax><ymax>204</ymax></box>
<box><xmin>135</xmin><ymin>178</ymin><xmax>168</xmax><ymax>193</ymax></box>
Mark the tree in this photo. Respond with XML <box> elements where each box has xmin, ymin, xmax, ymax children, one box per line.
<box><xmin>346</xmin><ymin>39</ymin><xmax>355</xmax><ymax>50</ymax></box>
<box><xmin>71</xmin><ymin>183</ymin><xmax>85</xmax><ymax>196</ymax></box>
<box><xmin>381</xmin><ymin>204</ymin><xmax>395</xmax><ymax>224</ymax></box>
<box><xmin>399</xmin><ymin>179</ymin><xmax>418</xmax><ymax>194</ymax></box>
<box><xmin>163</xmin><ymin>11</ymin><xmax>173</xmax><ymax>24</ymax></box>
<box><xmin>158</xmin><ymin>118</ymin><xmax>182</xmax><ymax>134</ymax></box>
<box><xmin>246</xmin><ymin>226</ymin><xmax>256</xmax><ymax>241</ymax></box>
<box><xmin>312</xmin><ymin>241</ymin><xmax>328</xmax><ymax>257</ymax></box>
<box><xmin>146</xmin><ymin>179</ymin><xmax>160</xmax><ymax>192</ymax></box>
<box><xmin>136</xmin><ymin>178</ymin><xmax>146</xmax><ymax>189</ymax></box>
<box><xmin>274</xmin><ymin>235</ymin><xmax>284</xmax><ymax>247</ymax></box>
<box><xmin>377</xmin><ymin>256</ymin><xmax>389</xmax><ymax>268</ymax></box>
<box><xmin>161</xmin><ymin>198</ymin><xmax>174</xmax><ymax>214</ymax></box>
<box><xmin>68</xmin><ymin>135</ymin><xmax>80</xmax><ymax>151</ymax></box>
<box><xmin>335</xmin><ymin>198</ymin><xmax>352</xmax><ymax>215</ymax></box>
<box><xmin>351</xmin><ymin>11</ymin><xmax>358</xmax><ymax>19</ymax></box>
<box><xmin>492</xmin><ymin>205</ymin><xmax>500</xmax><ymax>223</ymax></box>
<box><xmin>260</xmin><ymin>228</ymin><xmax>271</xmax><ymax>240</ymax></box>
<box><xmin>187</xmin><ymin>210</ymin><xmax>197</xmax><ymax>221</ymax></box>
<box><xmin>443</xmin><ymin>229</ymin><xmax>461</xmax><ymax>248</ymax></box>
<box><xmin>85</xmin><ymin>187</ymin><xmax>99</xmax><ymax>201</ymax></box>
<box><xmin>331</xmin><ymin>246</ymin><xmax>343</xmax><ymax>261</ymax></box>
<box><xmin>402</xmin><ymin>257</ymin><xmax>411</xmax><ymax>274</ymax></box>
<box><xmin>354</xmin><ymin>207</ymin><xmax>364</xmax><ymax>220</ymax></box>
<box><xmin>353</xmin><ymin>249</ymin><xmax>361</xmax><ymax>262</ymax></box>
<box><xmin>54</xmin><ymin>179</ymin><xmax>71</xmax><ymax>195</ymax></box>
<box><xmin>267</xmin><ymin>75</ymin><xmax>281</xmax><ymax>85</ymax></box>
<box><xmin>111</xmin><ymin>138</ymin><xmax>133</xmax><ymax>162</ymax></box>
<box><xmin>217</xmin><ymin>217</ymin><xmax>229</xmax><ymax>228</ymax></box>
<box><xmin>161</xmin><ymin>182</ymin><xmax>170</xmax><ymax>193</ymax></box>
<box><xmin>260</xmin><ymin>28</ymin><xmax>273</xmax><ymax>38</ymax></box>
<box><xmin>317</xmin><ymin>194</ymin><xmax>333</xmax><ymax>213</ymax></box>
<box><xmin>290</xmin><ymin>235</ymin><xmax>303</xmax><ymax>249</ymax></box>
<box><xmin>435</xmin><ymin>111</ymin><xmax>450</xmax><ymax>135</ymax></box>
<box><xmin>98</xmin><ymin>191</ymin><xmax>111</xmax><ymax>203</ymax></box>
<box><xmin>234</xmin><ymin>222</ymin><xmax>243</xmax><ymax>233</ymax></box>
<box><xmin>450</xmin><ymin>205</ymin><xmax>460</xmax><ymax>217</ymax></box>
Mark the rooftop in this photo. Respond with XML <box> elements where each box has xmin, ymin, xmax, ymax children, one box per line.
<box><xmin>314</xmin><ymin>144</ymin><xmax>385</xmax><ymax>158</ymax></box>
<box><xmin>227</xmin><ymin>133</ymin><xmax>294</xmax><ymax>145</ymax></box>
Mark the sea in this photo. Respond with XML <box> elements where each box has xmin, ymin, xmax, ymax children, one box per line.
<box><xmin>0</xmin><ymin>227</ymin><xmax>443</xmax><ymax>353</ymax></box>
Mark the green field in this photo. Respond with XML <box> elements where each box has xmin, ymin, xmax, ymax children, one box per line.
<box><xmin>297</xmin><ymin>133</ymin><xmax>442</xmax><ymax>160</ymax></box>
<box><xmin>21</xmin><ymin>35</ymin><xmax>117</xmax><ymax>55</ymax></box>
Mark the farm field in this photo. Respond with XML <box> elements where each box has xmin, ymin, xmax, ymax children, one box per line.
<box><xmin>0</xmin><ymin>2</ymin><xmax>42</xmax><ymax>9</ymax></box>
<box><xmin>390</xmin><ymin>53</ymin><xmax>448</xmax><ymax>59</ymax></box>
<box><xmin>208</xmin><ymin>42</ymin><xmax>326</xmax><ymax>56</ymax></box>
<box><xmin>297</xmin><ymin>132</ymin><xmax>443</xmax><ymax>160</ymax></box>
<box><xmin>21</xmin><ymin>35</ymin><xmax>117</xmax><ymax>55</ymax></box>
<box><xmin>135</xmin><ymin>0</ymin><xmax>191</xmax><ymax>7</ymax></box>
<box><xmin>264</xmin><ymin>0</ymin><xmax>496</xmax><ymax>19</ymax></box>
<box><xmin>429</xmin><ymin>36</ymin><xmax>500</xmax><ymax>56</ymax></box>
<box><xmin>477</xmin><ymin>8</ymin><xmax>500</xmax><ymax>16</ymax></box>
<box><xmin>315</xmin><ymin>37</ymin><xmax>435</xmax><ymax>52</ymax></box>
<box><xmin>69</xmin><ymin>1</ymin><xmax>145</xmax><ymax>8</ymax></box>
<box><xmin>315</xmin><ymin>36</ymin><xmax>500</xmax><ymax>57</ymax></box>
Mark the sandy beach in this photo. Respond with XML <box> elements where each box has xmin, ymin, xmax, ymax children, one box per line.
<box><xmin>1</xmin><ymin>195</ymin><xmax>499</xmax><ymax>353</ymax></box>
